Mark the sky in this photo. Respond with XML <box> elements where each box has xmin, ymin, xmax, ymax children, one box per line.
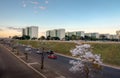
<box><xmin>0</xmin><ymin>0</ymin><xmax>120</xmax><ymax>37</ymax></box>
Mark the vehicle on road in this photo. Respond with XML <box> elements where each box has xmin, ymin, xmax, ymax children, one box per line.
<box><xmin>47</xmin><ymin>50</ymin><xmax>54</xmax><ymax>54</ymax></box>
<box><xmin>48</xmin><ymin>54</ymin><xmax>57</xmax><ymax>59</ymax></box>
<box><xmin>36</xmin><ymin>50</ymin><xmax>42</xmax><ymax>54</ymax></box>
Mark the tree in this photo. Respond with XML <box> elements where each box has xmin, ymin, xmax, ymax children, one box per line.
<box><xmin>46</xmin><ymin>35</ymin><xmax>51</xmax><ymax>40</ymax></box>
<box><xmin>38</xmin><ymin>36</ymin><xmax>46</xmax><ymax>40</ymax></box>
<box><xmin>84</xmin><ymin>35</ymin><xmax>91</xmax><ymax>41</ymax></box>
<box><xmin>51</xmin><ymin>37</ymin><xmax>60</xmax><ymax>40</ymax></box>
<box><xmin>12</xmin><ymin>36</ymin><xmax>20</xmax><ymax>39</ymax></box>
<box><xmin>70</xmin><ymin>35</ymin><xmax>77</xmax><ymax>40</ymax></box>
<box><xmin>31</xmin><ymin>37</ymin><xmax>37</xmax><ymax>40</ymax></box>
<box><xmin>21</xmin><ymin>35</ymin><xmax>30</xmax><ymax>40</ymax></box>
<box><xmin>65</xmin><ymin>35</ymin><xmax>70</xmax><ymax>41</ymax></box>
<box><xmin>69</xmin><ymin>42</ymin><xmax>102</xmax><ymax>78</ymax></box>
<box><xmin>100</xmin><ymin>35</ymin><xmax>106</xmax><ymax>41</ymax></box>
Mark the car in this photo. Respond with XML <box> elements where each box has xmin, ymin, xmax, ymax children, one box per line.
<box><xmin>48</xmin><ymin>54</ymin><xmax>57</xmax><ymax>59</ymax></box>
<box><xmin>35</xmin><ymin>48</ymin><xmax>42</xmax><ymax>54</ymax></box>
<box><xmin>36</xmin><ymin>50</ymin><xmax>42</xmax><ymax>54</ymax></box>
<box><xmin>47</xmin><ymin>50</ymin><xmax>54</xmax><ymax>54</ymax></box>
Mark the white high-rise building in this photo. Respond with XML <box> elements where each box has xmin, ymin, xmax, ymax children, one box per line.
<box><xmin>91</xmin><ymin>33</ymin><xmax>99</xmax><ymax>38</ymax></box>
<box><xmin>57</xmin><ymin>29</ymin><xmax>65</xmax><ymax>40</ymax></box>
<box><xmin>66</xmin><ymin>31</ymin><xmax>85</xmax><ymax>37</ymax></box>
<box><xmin>46</xmin><ymin>29</ymin><xmax>65</xmax><ymax>40</ymax></box>
<box><xmin>22</xmin><ymin>26</ymin><xmax>38</xmax><ymax>39</ymax></box>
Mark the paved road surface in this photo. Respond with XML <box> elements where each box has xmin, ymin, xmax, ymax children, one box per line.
<box><xmin>0</xmin><ymin>44</ymin><xmax>44</xmax><ymax>78</ymax></box>
<box><xmin>1</xmin><ymin>42</ymin><xmax>120</xmax><ymax>78</ymax></box>
<box><xmin>17</xmin><ymin>45</ymin><xmax>120</xmax><ymax>78</ymax></box>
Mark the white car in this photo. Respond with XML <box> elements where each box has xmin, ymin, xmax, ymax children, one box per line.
<box><xmin>36</xmin><ymin>50</ymin><xmax>42</xmax><ymax>54</ymax></box>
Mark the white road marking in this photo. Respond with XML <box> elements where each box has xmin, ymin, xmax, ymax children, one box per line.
<box><xmin>28</xmin><ymin>62</ymin><xmax>39</xmax><ymax>65</ymax></box>
<box><xmin>56</xmin><ymin>76</ymin><xmax>66</xmax><ymax>78</ymax></box>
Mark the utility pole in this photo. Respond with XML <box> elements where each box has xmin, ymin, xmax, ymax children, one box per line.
<box><xmin>41</xmin><ymin>47</ymin><xmax>44</xmax><ymax>69</ymax></box>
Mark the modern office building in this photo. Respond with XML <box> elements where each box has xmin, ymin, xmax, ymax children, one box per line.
<box><xmin>110</xmin><ymin>35</ymin><xmax>119</xmax><ymax>39</ymax></box>
<box><xmin>91</xmin><ymin>33</ymin><xmax>99</xmax><ymax>38</ymax></box>
<box><xmin>85</xmin><ymin>33</ymin><xmax>92</xmax><ymax>37</ymax></box>
<box><xmin>22</xmin><ymin>26</ymin><xmax>38</xmax><ymax>39</ymax></box>
<box><xmin>46</xmin><ymin>29</ymin><xmax>65</xmax><ymax>40</ymax></box>
<box><xmin>85</xmin><ymin>33</ymin><xmax>100</xmax><ymax>38</ymax></box>
<box><xmin>66</xmin><ymin>31</ymin><xmax>85</xmax><ymax>37</ymax></box>
<box><xmin>57</xmin><ymin>29</ymin><xmax>65</xmax><ymax>40</ymax></box>
<box><xmin>99</xmin><ymin>34</ymin><xmax>110</xmax><ymax>39</ymax></box>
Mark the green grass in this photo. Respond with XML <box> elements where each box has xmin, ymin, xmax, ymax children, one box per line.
<box><xmin>17</xmin><ymin>40</ymin><xmax>120</xmax><ymax>66</ymax></box>
<box><xmin>90</xmin><ymin>43</ymin><xmax>120</xmax><ymax>66</ymax></box>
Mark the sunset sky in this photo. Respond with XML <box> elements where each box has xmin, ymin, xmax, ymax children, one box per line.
<box><xmin>0</xmin><ymin>0</ymin><xmax>120</xmax><ymax>38</ymax></box>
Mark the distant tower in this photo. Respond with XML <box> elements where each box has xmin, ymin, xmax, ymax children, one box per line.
<box><xmin>22</xmin><ymin>26</ymin><xmax>38</xmax><ymax>39</ymax></box>
<box><xmin>46</xmin><ymin>29</ymin><xmax>65</xmax><ymax>40</ymax></box>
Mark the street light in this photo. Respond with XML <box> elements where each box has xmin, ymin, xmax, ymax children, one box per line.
<box><xmin>41</xmin><ymin>47</ymin><xmax>44</xmax><ymax>69</ymax></box>
<box><xmin>39</xmin><ymin>40</ymin><xmax>46</xmax><ymax>69</ymax></box>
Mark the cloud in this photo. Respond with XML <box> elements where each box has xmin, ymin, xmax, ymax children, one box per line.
<box><xmin>30</xmin><ymin>1</ymin><xmax>39</xmax><ymax>5</ymax></box>
<box><xmin>39</xmin><ymin>6</ymin><xmax>46</xmax><ymax>10</ymax></box>
<box><xmin>45</xmin><ymin>0</ymin><xmax>49</xmax><ymax>4</ymax></box>
<box><xmin>22</xmin><ymin>1</ymin><xmax>26</xmax><ymax>7</ymax></box>
<box><xmin>7</xmin><ymin>27</ymin><xmax>22</xmax><ymax>32</ymax></box>
<box><xmin>22</xmin><ymin>0</ymin><xmax>49</xmax><ymax>12</ymax></box>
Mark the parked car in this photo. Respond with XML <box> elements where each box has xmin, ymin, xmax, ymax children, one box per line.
<box><xmin>47</xmin><ymin>50</ymin><xmax>54</xmax><ymax>54</ymax></box>
<box><xmin>48</xmin><ymin>54</ymin><xmax>57</xmax><ymax>59</ymax></box>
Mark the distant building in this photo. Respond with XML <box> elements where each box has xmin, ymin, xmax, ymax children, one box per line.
<box><xmin>99</xmin><ymin>34</ymin><xmax>110</xmax><ymax>39</ymax></box>
<box><xmin>46</xmin><ymin>29</ymin><xmax>65</xmax><ymax>40</ymax></box>
<box><xmin>66</xmin><ymin>31</ymin><xmax>85</xmax><ymax>37</ymax></box>
<box><xmin>46</xmin><ymin>30</ymin><xmax>51</xmax><ymax>37</ymax></box>
<box><xmin>22</xmin><ymin>26</ymin><xmax>38</xmax><ymax>39</ymax></box>
<box><xmin>22</xmin><ymin>28</ymin><xmax>26</xmax><ymax>36</ymax></box>
<box><xmin>85</xmin><ymin>33</ymin><xmax>99</xmax><ymax>38</ymax></box>
<box><xmin>85</xmin><ymin>33</ymin><xmax>92</xmax><ymax>37</ymax></box>
<box><xmin>116</xmin><ymin>30</ymin><xmax>120</xmax><ymax>39</ymax></box>
<box><xmin>91</xmin><ymin>33</ymin><xmax>99</xmax><ymax>38</ymax></box>
<box><xmin>57</xmin><ymin>29</ymin><xmax>65</xmax><ymax>40</ymax></box>
<box><xmin>110</xmin><ymin>35</ymin><xmax>119</xmax><ymax>39</ymax></box>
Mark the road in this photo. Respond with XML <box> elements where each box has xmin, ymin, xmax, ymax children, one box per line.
<box><xmin>1</xmin><ymin>41</ymin><xmax>120</xmax><ymax>78</ymax></box>
<box><xmin>17</xmin><ymin>45</ymin><xmax>120</xmax><ymax>78</ymax></box>
<box><xmin>0</xmin><ymin>44</ymin><xmax>44</xmax><ymax>78</ymax></box>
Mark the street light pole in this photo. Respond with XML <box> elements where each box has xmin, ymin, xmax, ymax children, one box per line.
<box><xmin>41</xmin><ymin>47</ymin><xmax>44</xmax><ymax>69</ymax></box>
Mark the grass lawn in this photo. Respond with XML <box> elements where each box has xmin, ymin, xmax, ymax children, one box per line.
<box><xmin>17</xmin><ymin>40</ymin><xmax>120</xmax><ymax>66</ymax></box>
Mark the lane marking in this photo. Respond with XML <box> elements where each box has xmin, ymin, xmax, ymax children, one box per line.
<box><xmin>28</xmin><ymin>62</ymin><xmax>39</xmax><ymax>65</ymax></box>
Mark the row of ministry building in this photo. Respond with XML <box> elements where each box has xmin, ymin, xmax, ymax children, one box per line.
<box><xmin>22</xmin><ymin>26</ymin><xmax>120</xmax><ymax>40</ymax></box>
<box><xmin>46</xmin><ymin>29</ymin><xmax>120</xmax><ymax>40</ymax></box>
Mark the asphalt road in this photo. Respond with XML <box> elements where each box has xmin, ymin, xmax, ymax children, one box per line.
<box><xmin>1</xmin><ymin>42</ymin><xmax>120</xmax><ymax>78</ymax></box>
<box><xmin>0</xmin><ymin>44</ymin><xmax>44</xmax><ymax>78</ymax></box>
<box><xmin>17</xmin><ymin>45</ymin><xmax>120</xmax><ymax>78</ymax></box>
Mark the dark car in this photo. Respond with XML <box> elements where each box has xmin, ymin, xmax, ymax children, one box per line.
<box><xmin>47</xmin><ymin>50</ymin><xmax>54</xmax><ymax>54</ymax></box>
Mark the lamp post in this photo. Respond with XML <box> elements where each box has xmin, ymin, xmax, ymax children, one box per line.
<box><xmin>39</xmin><ymin>40</ymin><xmax>46</xmax><ymax>69</ymax></box>
<box><xmin>41</xmin><ymin>47</ymin><xmax>44</xmax><ymax>69</ymax></box>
